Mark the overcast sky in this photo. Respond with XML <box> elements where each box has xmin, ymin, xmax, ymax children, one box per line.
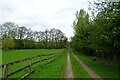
<box><xmin>0</xmin><ymin>0</ymin><xmax>92</xmax><ymax>40</ymax></box>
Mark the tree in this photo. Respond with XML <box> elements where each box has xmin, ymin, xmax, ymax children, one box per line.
<box><xmin>1</xmin><ymin>22</ymin><xmax>68</xmax><ymax>49</ymax></box>
<box><xmin>2</xmin><ymin>38</ymin><xmax>15</xmax><ymax>50</ymax></box>
<box><xmin>71</xmin><ymin>1</ymin><xmax>120</xmax><ymax>63</ymax></box>
<box><xmin>71</xmin><ymin>9</ymin><xmax>92</xmax><ymax>54</ymax></box>
<box><xmin>2</xmin><ymin>22</ymin><xmax>17</xmax><ymax>39</ymax></box>
<box><xmin>17</xmin><ymin>26</ymin><xmax>28</xmax><ymax>40</ymax></box>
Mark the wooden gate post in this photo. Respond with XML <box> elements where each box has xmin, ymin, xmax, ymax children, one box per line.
<box><xmin>3</xmin><ymin>64</ymin><xmax>8</xmax><ymax>79</ymax></box>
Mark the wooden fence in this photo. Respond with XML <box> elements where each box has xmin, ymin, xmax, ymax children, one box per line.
<box><xmin>0</xmin><ymin>51</ymin><xmax>64</xmax><ymax>79</ymax></box>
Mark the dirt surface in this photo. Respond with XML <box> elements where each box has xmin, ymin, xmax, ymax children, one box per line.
<box><xmin>72</xmin><ymin>53</ymin><xmax>102</xmax><ymax>80</ymax></box>
<box><xmin>64</xmin><ymin>52</ymin><xmax>74</xmax><ymax>79</ymax></box>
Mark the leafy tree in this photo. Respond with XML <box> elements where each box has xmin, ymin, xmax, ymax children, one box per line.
<box><xmin>71</xmin><ymin>1</ymin><xmax>120</xmax><ymax>63</ymax></box>
<box><xmin>1</xmin><ymin>22</ymin><xmax>67</xmax><ymax>49</ymax></box>
<box><xmin>2</xmin><ymin>22</ymin><xmax>17</xmax><ymax>39</ymax></box>
<box><xmin>71</xmin><ymin>9</ymin><xmax>92</xmax><ymax>55</ymax></box>
<box><xmin>2</xmin><ymin>38</ymin><xmax>15</xmax><ymax>50</ymax></box>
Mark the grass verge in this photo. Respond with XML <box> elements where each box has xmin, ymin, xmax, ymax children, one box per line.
<box><xmin>73</xmin><ymin>50</ymin><xmax>118</xmax><ymax>79</ymax></box>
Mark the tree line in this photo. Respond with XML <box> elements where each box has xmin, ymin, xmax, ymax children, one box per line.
<box><xmin>0</xmin><ymin>22</ymin><xmax>67</xmax><ymax>50</ymax></box>
<box><xmin>71</xmin><ymin>1</ymin><xmax>120</xmax><ymax>64</ymax></box>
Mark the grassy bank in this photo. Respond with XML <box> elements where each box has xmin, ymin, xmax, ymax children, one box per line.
<box><xmin>73</xmin><ymin>50</ymin><xmax>118</xmax><ymax>79</ymax></box>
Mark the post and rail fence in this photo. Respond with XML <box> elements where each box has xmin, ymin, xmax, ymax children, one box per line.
<box><xmin>0</xmin><ymin>50</ymin><xmax>65</xmax><ymax>80</ymax></box>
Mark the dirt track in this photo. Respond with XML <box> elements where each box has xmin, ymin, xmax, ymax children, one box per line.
<box><xmin>64</xmin><ymin>52</ymin><xmax>74</xmax><ymax>79</ymax></box>
<box><xmin>72</xmin><ymin>53</ymin><xmax>102</xmax><ymax>80</ymax></box>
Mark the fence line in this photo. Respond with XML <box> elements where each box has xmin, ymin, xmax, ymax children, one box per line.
<box><xmin>0</xmin><ymin>51</ymin><xmax>64</xmax><ymax>79</ymax></box>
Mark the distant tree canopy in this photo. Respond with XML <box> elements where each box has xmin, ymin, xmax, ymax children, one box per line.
<box><xmin>71</xmin><ymin>1</ymin><xmax>120</xmax><ymax>63</ymax></box>
<box><xmin>2</xmin><ymin>38</ymin><xmax>15</xmax><ymax>50</ymax></box>
<box><xmin>1</xmin><ymin>22</ymin><xmax>68</xmax><ymax>49</ymax></box>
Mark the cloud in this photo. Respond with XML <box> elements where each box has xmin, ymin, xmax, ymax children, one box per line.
<box><xmin>0</xmin><ymin>0</ymin><xmax>90</xmax><ymax>40</ymax></box>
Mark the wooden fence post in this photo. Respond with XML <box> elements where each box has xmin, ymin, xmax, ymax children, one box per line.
<box><xmin>29</xmin><ymin>58</ymin><xmax>32</xmax><ymax>75</ymax></box>
<box><xmin>3</xmin><ymin>64</ymin><xmax>8</xmax><ymax>79</ymax></box>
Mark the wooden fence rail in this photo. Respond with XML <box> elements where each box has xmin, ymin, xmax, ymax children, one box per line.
<box><xmin>0</xmin><ymin>51</ymin><xmax>64</xmax><ymax>79</ymax></box>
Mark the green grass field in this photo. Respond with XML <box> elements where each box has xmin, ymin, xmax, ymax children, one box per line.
<box><xmin>1</xmin><ymin>49</ymin><xmax>118</xmax><ymax>79</ymax></box>
<box><xmin>29</xmin><ymin>50</ymin><xmax>67</xmax><ymax>78</ymax></box>
<box><xmin>1</xmin><ymin>49</ymin><xmax>65</xmax><ymax>78</ymax></box>
<box><xmin>73</xmin><ymin>50</ymin><xmax>118</xmax><ymax>79</ymax></box>
<box><xmin>2</xmin><ymin>49</ymin><xmax>64</xmax><ymax>64</ymax></box>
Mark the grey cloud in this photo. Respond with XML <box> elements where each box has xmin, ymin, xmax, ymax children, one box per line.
<box><xmin>0</xmin><ymin>0</ymin><xmax>90</xmax><ymax>39</ymax></box>
<box><xmin>0</xmin><ymin>1</ymin><xmax>18</xmax><ymax>13</ymax></box>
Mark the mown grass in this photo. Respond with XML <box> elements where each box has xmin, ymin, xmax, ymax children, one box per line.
<box><xmin>73</xmin><ymin>50</ymin><xmax>118</xmax><ymax>79</ymax></box>
<box><xmin>2</xmin><ymin>49</ymin><xmax>64</xmax><ymax>64</ymax></box>
<box><xmin>29</xmin><ymin>50</ymin><xmax>67</xmax><ymax>78</ymax></box>
<box><xmin>1</xmin><ymin>49</ymin><xmax>65</xmax><ymax>78</ymax></box>
<box><xmin>69</xmin><ymin>52</ymin><xmax>91</xmax><ymax>79</ymax></box>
